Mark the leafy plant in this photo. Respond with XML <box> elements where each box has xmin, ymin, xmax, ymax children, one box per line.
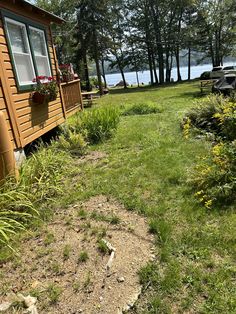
<box><xmin>33</xmin><ymin>76</ymin><xmax>58</xmax><ymax>101</ymax></box>
<box><xmin>183</xmin><ymin>94</ymin><xmax>236</xmax><ymax>141</ymax></box>
<box><xmin>56</xmin><ymin>129</ymin><xmax>87</xmax><ymax>156</ymax></box>
<box><xmin>192</xmin><ymin>140</ymin><xmax>236</xmax><ymax>207</ymax></box>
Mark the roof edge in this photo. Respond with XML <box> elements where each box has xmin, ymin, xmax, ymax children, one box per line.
<box><xmin>18</xmin><ymin>0</ymin><xmax>65</xmax><ymax>24</ymax></box>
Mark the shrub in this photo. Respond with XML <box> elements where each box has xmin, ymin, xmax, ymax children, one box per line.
<box><xmin>183</xmin><ymin>94</ymin><xmax>236</xmax><ymax>141</ymax></box>
<box><xmin>200</xmin><ymin>71</ymin><xmax>211</xmax><ymax>80</ymax></box>
<box><xmin>69</xmin><ymin>106</ymin><xmax>120</xmax><ymax>144</ymax></box>
<box><xmin>122</xmin><ymin>103</ymin><xmax>160</xmax><ymax>116</ymax></box>
<box><xmin>191</xmin><ymin>141</ymin><xmax>236</xmax><ymax>208</ymax></box>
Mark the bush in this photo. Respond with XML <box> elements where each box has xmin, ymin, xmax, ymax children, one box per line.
<box><xmin>183</xmin><ymin>94</ymin><xmax>236</xmax><ymax>141</ymax></box>
<box><xmin>122</xmin><ymin>102</ymin><xmax>160</xmax><ymax>116</ymax></box>
<box><xmin>200</xmin><ymin>71</ymin><xmax>211</xmax><ymax>80</ymax></box>
<box><xmin>69</xmin><ymin>106</ymin><xmax>120</xmax><ymax>144</ymax></box>
<box><xmin>192</xmin><ymin>141</ymin><xmax>236</xmax><ymax>208</ymax></box>
<box><xmin>183</xmin><ymin>95</ymin><xmax>236</xmax><ymax>208</ymax></box>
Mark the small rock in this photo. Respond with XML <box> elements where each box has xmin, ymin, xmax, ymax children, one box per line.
<box><xmin>99</xmin><ymin>296</ymin><xmax>103</xmax><ymax>302</ymax></box>
<box><xmin>117</xmin><ymin>277</ymin><xmax>125</xmax><ymax>283</ymax></box>
<box><xmin>0</xmin><ymin>302</ymin><xmax>12</xmax><ymax>311</ymax></box>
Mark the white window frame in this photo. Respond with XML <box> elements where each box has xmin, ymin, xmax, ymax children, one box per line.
<box><xmin>5</xmin><ymin>17</ymin><xmax>36</xmax><ymax>87</ymax></box>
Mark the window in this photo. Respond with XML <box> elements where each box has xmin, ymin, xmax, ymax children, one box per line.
<box><xmin>29</xmin><ymin>26</ymin><xmax>51</xmax><ymax>77</ymax></box>
<box><xmin>5</xmin><ymin>18</ymin><xmax>36</xmax><ymax>87</ymax></box>
<box><xmin>4</xmin><ymin>15</ymin><xmax>52</xmax><ymax>91</ymax></box>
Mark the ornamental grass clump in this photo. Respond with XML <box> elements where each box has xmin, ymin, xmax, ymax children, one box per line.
<box><xmin>0</xmin><ymin>181</ymin><xmax>38</xmax><ymax>248</ymax></box>
<box><xmin>69</xmin><ymin>106</ymin><xmax>120</xmax><ymax>144</ymax></box>
<box><xmin>19</xmin><ymin>145</ymin><xmax>72</xmax><ymax>203</ymax></box>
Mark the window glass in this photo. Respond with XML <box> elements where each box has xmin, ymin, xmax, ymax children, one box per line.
<box><xmin>5</xmin><ymin>18</ymin><xmax>35</xmax><ymax>86</ymax></box>
<box><xmin>29</xmin><ymin>27</ymin><xmax>51</xmax><ymax>77</ymax></box>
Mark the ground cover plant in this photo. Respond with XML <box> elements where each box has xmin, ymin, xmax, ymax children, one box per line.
<box><xmin>0</xmin><ymin>82</ymin><xmax>235</xmax><ymax>313</ymax></box>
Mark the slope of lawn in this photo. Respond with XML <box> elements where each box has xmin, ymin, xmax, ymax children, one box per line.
<box><xmin>0</xmin><ymin>81</ymin><xmax>235</xmax><ymax>313</ymax></box>
<box><xmin>64</xmin><ymin>82</ymin><xmax>236</xmax><ymax>313</ymax></box>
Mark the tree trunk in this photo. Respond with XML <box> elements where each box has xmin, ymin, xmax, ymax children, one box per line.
<box><xmin>188</xmin><ymin>47</ymin><xmax>191</xmax><ymax>81</ymax></box>
<box><xmin>152</xmin><ymin>56</ymin><xmax>159</xmax><ymax>84</ymax></box>
<box><xmin>93</xmin><ymin>29</ymin><xmax>103</xmax><ymax>96</ymax></box>
<box><xmin>149</xmin><ymin>0</ymin><xmax>164</xmax><ymax>84</ymax></box>
<box><xmin>83</xmin><ymin>54</ymin><xmax>91</xmax><ymax>91</ymax></box>
<box><xmin>101</xmin><ymin>58</ymin><xmax>107</xmax><ymax>89</ymax></box>
<box><xmin>136</xmin><ymin>70</ymin><xmax>140</xmax><ymax>87</ymax></box>
<box><xmin>175</xmin><ymin>47</ymin><xmax>182</xmax><ymax>81</ymax></box>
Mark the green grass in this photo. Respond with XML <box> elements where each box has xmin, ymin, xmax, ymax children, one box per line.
<box><xmin>64</xmin><ymin>82</ymin><xmax>235</xmax><ymax>313</ymax></box>
<box><xmin>1</xmin><ymin>82</ymin><xmax>235</xmax><ymax>313</ymax></box>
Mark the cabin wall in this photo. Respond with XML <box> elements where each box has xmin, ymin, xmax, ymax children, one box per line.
<box><xmin>0</xmin><ymin>2</ymin><xmax>65</xmax><ymax>149</ymax></box>
<box><xmin>0</xmin><ymin>82</ymin><xmax>16</xmax><ymax>148</ymax></box>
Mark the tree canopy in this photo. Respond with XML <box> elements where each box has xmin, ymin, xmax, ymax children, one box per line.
<box><xmin>34</xmin><ymin>0</ymin><xmax>236</xmax><ymax>89</ymax></box>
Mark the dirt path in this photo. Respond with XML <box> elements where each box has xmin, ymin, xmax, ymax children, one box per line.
<box><xmin>0</xmin><ymin>195</ymin><xmax>155</xmax><ymax>313</ymax></box>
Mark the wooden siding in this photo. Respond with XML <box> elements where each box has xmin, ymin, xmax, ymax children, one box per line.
<box><xmin>0</xmin><ymin>2</ymin><xmax>66</xmax><ymax>148</ymax></box>
<box><xmin>0</xmin><ymin>84</ymin><xmax>15</xmax><ymax>148</ymax></box>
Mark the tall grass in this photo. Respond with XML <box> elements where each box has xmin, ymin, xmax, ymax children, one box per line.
<box><xmin>0</xmin><ymin>144</ymin><xmax>72</xmax><ymax>249</ymax></box>
<box><xmin>69</xmin><ymin>106</ymin><xmax>120</xmax><ymax>144</ymax></box>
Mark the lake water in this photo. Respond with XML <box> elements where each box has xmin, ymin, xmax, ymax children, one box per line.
<box><xmin>105</xmin><ymin>63</ymin><xmax>233</xmax><ymax>86</ymax></box>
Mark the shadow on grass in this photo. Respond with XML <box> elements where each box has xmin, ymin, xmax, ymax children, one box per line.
<box><xmin>109</xmin><ymin>79</ymin><xmax>200</xmax><ymax>95</ymax></box>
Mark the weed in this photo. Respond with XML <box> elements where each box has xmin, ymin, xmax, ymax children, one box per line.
<box><xmin>49</xmin><ymin>262</ymin><xmax>61</xmax><ymax>275</ymax></box>
<box><xmin>72</xmin><ymin>280</ymin><xmax>80</xmax><ymax>292</ymax></box>
<box><xmin>63</xmin><ymin>244</ymin><xmax>71</xmax><ymax>260</ymax></box>
<box><xmin>77</xmin><ymin>208</ymin><xmax>87</xmax><ymax>219</ymax></box>
<box><xmin>44</xmin><ymin>232</ymin><xmax>55</xmax><ymax>246</ymax></box>
<box><xmin>97</xmin><ymin>240</ymin><xmax>109</xmax><ymax>255</ymax></box>
<box><xmin>47</xmin><ymin>283</ymin><xmax>62</xmax><ymax>303</ymax></box>
<box><xmin>109</xmin><ymin>215</ymin><xmax>121</xmax><ymax>224</ymax></box>
<box><xmin>78</xmin><ymin>251</ymin><xmax>89</xmax><ymax>263</ymax></box>
<box><xmin>56</xmin><ymin>129</ymin><xmax>87</xmax><ymax>156</ymax></box>
<box><xmin>36</xmin><ymin>248</ymin><xmax>52</xmax><ymax>258</ymax></box>
<box><xmin>83</xmin><ymin>271</ymin><xmax>92</xmax><ymax>289</ymax></box>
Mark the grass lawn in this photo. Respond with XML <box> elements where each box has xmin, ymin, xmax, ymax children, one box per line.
<box><xmin>64</xmin><ymin>81</ymin><xmax>235</xmax><ymax>313</ymax></box>
<box><xmin>1</xmin><ymin>81</ymin><xmax>236</xmax><ymax>313</ymax></box>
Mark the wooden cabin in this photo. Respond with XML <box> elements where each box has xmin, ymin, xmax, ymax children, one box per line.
<box><xmin>0</xmin><ymin>0</ymin><xmax>83</xmax><ymax>165</ymax></box>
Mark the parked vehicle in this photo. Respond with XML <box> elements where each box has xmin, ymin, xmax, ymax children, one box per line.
<box><xmin>222</xmin><ymin>65</ymin><xmax>236</xmax><ymax>76</ymax></box>
<box><xmin>212</xmin><ymin>73</ymin><xmax>236</xmax><ymax>96</ymax></box>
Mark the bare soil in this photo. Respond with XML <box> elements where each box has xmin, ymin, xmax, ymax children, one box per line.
<box><xmin>0</xmin><ymin>195</ymin><xmax>154</xmax><ymax>314</ymax></box>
